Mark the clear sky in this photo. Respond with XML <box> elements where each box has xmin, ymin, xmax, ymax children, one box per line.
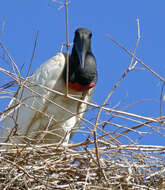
<box><xmin>0</xmin><ymin>0</ymin><xmax>165</xmax><ymax>145</ymax></box>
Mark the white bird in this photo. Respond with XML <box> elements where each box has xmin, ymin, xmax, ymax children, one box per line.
<box><xmin>0</xmin><ymin>28</ymin><xmax>97</xmax><ymax>145</ymax></box>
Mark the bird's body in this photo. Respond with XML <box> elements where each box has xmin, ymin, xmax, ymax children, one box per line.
<box><xmin>0</xmin><ymin>28</ymin><xmax>97</xmax><ymax>145</ymax></box>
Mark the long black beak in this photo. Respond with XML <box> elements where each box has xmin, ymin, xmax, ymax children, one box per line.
<box><xmin>75</xmin><ymin>37</ymin><xmax>87</xmax><ymax>69</ymax></box>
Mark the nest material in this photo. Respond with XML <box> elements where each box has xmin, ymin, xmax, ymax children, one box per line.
<box><xmin>0</xmin><ymin>142</ymin><xmax>165</xmax><ymax>190</ymax></box>
<box><xmin>0</xmin><ymin>21</ymin><xmax>165</xmax><ymax>189</ymax></box>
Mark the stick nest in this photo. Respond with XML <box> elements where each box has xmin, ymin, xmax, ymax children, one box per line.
<box><xmin>0</xmin><ymin>142</ymin><xmax>165</xmax><ymax>190</ymax></box>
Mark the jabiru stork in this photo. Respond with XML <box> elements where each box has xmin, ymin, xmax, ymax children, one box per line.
<box><xmin>0</xmin><ymin>28</ymin><xmax>97</xmax><ymax>145</ymax></box>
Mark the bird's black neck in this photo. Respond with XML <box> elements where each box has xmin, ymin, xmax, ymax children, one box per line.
<box><xmin>63</xmin><ymin>45</ymin><xmax>97</xmax><ymax>91</ymax></box>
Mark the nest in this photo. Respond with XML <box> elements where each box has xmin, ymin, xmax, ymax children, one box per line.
<box><xmin>0</xmin><ymin>142</ymin><xmax>165</xmax><ymax>190</ymax></box>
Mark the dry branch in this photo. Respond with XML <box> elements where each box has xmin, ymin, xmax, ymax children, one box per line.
<box><xmin>0</xmin><ymin>2</ymin><xmax>165</xmax><ymax>189</ymax></box>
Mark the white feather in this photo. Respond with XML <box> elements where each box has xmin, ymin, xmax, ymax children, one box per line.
<box><xmin>0</xmin><ymin>53</ymin><xmax>94</xmax><ymax>145</ymax></box>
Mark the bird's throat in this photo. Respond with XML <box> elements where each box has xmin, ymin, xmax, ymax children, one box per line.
<box><xmin>68</xmin><ymin>82</ymin><xmax>95</xmax><ymax>91</ymax></box>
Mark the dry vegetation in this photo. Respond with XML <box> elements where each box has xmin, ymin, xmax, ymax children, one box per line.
<box><xmin>0</xmin><ymin>1</ymin><xmax>165</xmax><ymax>189</ymax></box>
<box><xmin>0</xmin><ymin>143</ymin><xmax>165</xmax><ymax>189</ymax></box>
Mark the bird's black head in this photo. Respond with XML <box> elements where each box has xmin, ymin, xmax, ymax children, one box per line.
<box><xmin>73</xmin><ymin>28</ymin><xmax>92</xmax><ymax>69</ymax></box>
<box><xmin>64</xmin><ymin>28</ymin><xmax>97</xmax><ymax>91</ymax></box>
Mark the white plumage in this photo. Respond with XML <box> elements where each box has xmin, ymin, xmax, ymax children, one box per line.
<box><xmin>0</xmin><ymin>53</ymin><xmax>94</xmax><ymax>145</ymax></box>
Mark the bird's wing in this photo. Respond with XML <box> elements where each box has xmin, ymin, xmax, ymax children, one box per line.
<box><xmin>0</xmin><ymin>53</ymin><xmax>66</xmax><ymax>143</ymax></box>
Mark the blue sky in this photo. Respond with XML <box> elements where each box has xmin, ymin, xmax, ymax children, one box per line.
<box><xmin>0</xmin><ymin>0</ymin><xmax>165</xmax><ymax>145</ymax></box>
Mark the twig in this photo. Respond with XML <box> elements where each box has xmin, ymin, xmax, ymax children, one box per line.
<box><xmin>0</xmin><ymin>66</ymin><xmax>164</xmax><ymax>125</ymax></box>
<box><xmin>52</xmin><ymin>0</ymin><xmax>71</xmax><ymax>95</ymax></box>
<box><xmin>129</xmin><ymin>18</ymin><xmax>140</xmax><ymax>69</ymax></box>
<box><xmin>0</xmin><ymin>17</ymin><xmax>5</xmax><ymax>37</ymax></box>
<box><xmin>160</xmin><ymin>82</ymin><xmax>165</xmax><ymax>116</ymax></box>
<box><xmin>106</xmin><ymin>34</ymin><xmax>165</xmax><ymax>82</ymax></box>
<box><xmin>1</xmin><ymin>157</ymin><xmax>35</xmax><ymax>179</ymax></box>
<box><xmin>0</xmin><ymin>41</ymin><xmax>21</xmax><ymax>79</ymax></box>
<box><xmin>88</xmin><ymin>18</ymin><xmax>142</xmax><ymax>160</ymax></box>
<box><xmin>104</xmin><ymin>17</ymin><xmax>141</xmax><ymax>106</ymax></box>
<box><xmin>27</xmin><ymin>31</ymin><xmax>39</xmax><ymax>78</ymax></box>
<box><xmin>64</xmin><ymin>0</ymin><xmax>70</xmax><ymax>95</ymax></box>
<box><xmin>15</xmin><ymin>31</ymin><xmax>39</xmax><ymax>131</ymax></box>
